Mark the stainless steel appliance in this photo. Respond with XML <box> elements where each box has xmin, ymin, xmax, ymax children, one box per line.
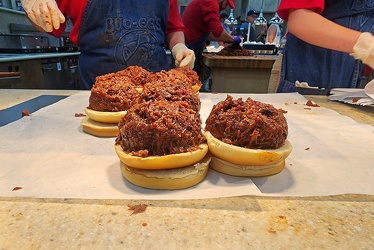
<box><xmin>41</xmin><ymin>56</ymin><xmax>80</xmax><ymax>89</ymax></box>
<box><xmin>0</xmin><ymin>34</ymin><xmax>49</xmax><ymax>53</ymax></box>
<box><xmin>0</xmin><ymin>33</ymin><xmax>80</xmax><ymax>89</ymax></box>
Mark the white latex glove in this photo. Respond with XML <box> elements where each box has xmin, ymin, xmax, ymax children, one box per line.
<box><xmin>22</xmin><ymin>0</ymin><xmax>65</xmax><ymax>32</ymax></box>
<box><xmin>350</xmin><ymin>32</ymin><xmax>374</xmax><ymax>69</ymax></box>
<box><xmin>172</xmin><ymin>43</ymin><xmax>195</xmax><ymax>69</ymax></box>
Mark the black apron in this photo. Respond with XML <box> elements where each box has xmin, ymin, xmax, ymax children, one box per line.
<box><xmin>186</xmin><ymin>32</ymin><xmax>209</xmax><ymax>77</ymax></box>
<box><xmin>77</xmin><ymin>0</ymin><xmax>170</xmax><ymax>89</ymax></box>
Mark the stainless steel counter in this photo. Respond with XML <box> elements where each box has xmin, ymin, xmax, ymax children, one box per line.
<box><xmin>0</xmin><ymin>52</ymin><xmax>80</xmax><ymax>63</ymax></box>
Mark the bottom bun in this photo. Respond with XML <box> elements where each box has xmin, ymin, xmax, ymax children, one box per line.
<box><xmin>120</xmin><ymin>155</ymin><xmax>211</xmax><ymax>190</ymax></box>
<box><xmin>81</xmin><ymin>116</ymin><xmax>119</xmax><ymax>137</ymax></box>
<box><xmin>210</xmin><ymin>155</ymin><xmax>285</xmax><ymax>177</ymax></box>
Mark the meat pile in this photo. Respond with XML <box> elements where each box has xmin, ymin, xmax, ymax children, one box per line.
<box><xmin>104</xmin><ymin>66</ymin><xmax>206</xmax><ymax>157</ymax></box>
<box><xmin>116</xmin><ymin>100</ymin><xmax>205</xmax><ymax>157</ymax></box>
<box><xmin>216</xmin><ymin>43</ymin><xmax>253</xmax><ymax>56</ymax></box>
<box><xmin>205</xmin><ymin>95</ymin><xmax>288</xmax><ymax>149</ymax></box>
<box><xmin>88</xmin><ymin>66</ymin><xmax>202</xmax><ymax>112</ymax></box>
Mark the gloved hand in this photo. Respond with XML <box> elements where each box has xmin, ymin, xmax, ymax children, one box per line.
<box><xmin>172</xmin><ymin>43</ymin><xmax>196</xmax><ymax>69</ymax></box>
<box><xmin>350</xmin><ymin>32</ymin><xmax>374</xmax><ymax>69</ymax></box>
<box><xmin>233</xmin><ymin>36</ymin><xmax>242</xmax><ymax>44</ymax></box>
<box><xmin>21</xmin><ymin>0</ymin><xmax>65</xmax><ymax>32</ymax></box>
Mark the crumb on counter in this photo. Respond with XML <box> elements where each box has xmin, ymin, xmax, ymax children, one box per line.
<box><xmin>21</xmin><ymin>110</ymin><xmax>29</xmax><ymax>117</ymax></box>
<box><xmin>306</xmin><ymin>100</ymin><xmax>320</xmax><ymax>107</ymax></box>
<box><xmin>128</xmin><ymin>204</ymin><xmax>148</xmax><ymax>215</ymax></box>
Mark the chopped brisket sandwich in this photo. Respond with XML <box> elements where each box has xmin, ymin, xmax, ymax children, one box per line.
<box><xmin>85</xmin><ymin>66</ymin><xmax>150</xmax><ymax>124</ymax></box>
<box><xmin>82</xmin><ymin>66</ymin><xmax>201</xmax><ymax>137</ymax></box>
<box><xmin>82</xmin><ymin>66</ymin><xmax>151</xmax><ymax>137</ymax></box>
<box><xmin>204</xmin><ymin>95</ymin><xmax>292</xmax><ymax>177</ymax></box>
<box><xmin>114</xmin><ymin>99</ymin><xmax>210</xmax><ymax>190</ymax></box>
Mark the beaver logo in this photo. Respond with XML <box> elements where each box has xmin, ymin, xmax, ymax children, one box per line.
<box><xmin>113</xmin><ymin>30</ymin><xmax>157</xmax><ymax>69</ymax></box>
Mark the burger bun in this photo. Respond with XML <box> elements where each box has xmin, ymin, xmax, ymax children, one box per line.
<box><xmin>81</xmin><ymin>116</ymin><xmax>119</xmax><ymax>137</ymax></box>
<box><xmin>114</xmin><ymin>143</ymin><xmax>208</xmax><ymax>170</ymax></box>
<box><xmin>120</xmin><ymin>155</ymin><xmax>211</xmax><ymax>190</ymax></box>
<box><xmin>204</xmin><ymin>131</ymin><xmax>292</xmax><ymax>177</ymax></box>
<box><xmin>84</xmin><ymin>107</ymin><xmax>127</xmax><ymax>124</ymax></box>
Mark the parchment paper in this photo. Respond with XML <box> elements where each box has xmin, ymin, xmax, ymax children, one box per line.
<box><xmin>1</xmin><ymin>91</ymin><xmax>373</xmax><ymax>200</ymax></box>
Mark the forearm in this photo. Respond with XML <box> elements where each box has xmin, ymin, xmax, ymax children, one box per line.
<box><xmin>257</xmin><ymin>32</ymin><xmax>265</xmax><ymax>42</ymax></box>
<box><xmin>288</xmin><ymin>9</ymin><xmax>361</xmax><ymax>53</ymax></box>
<box><xmin>208</xmin><ymin>30</ymin><xmax>234</xmax><ymax>43</ymax></box>
<box><xmin>166</xmin><ymin>31</ymin><xmax>185</xmax><ymax>50</ymax></box>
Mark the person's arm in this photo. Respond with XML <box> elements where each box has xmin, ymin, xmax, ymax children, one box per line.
<box><xmin>167</xmin><ymin>31</ymin><xmax>195</xmax><ymax>69</ymax></box>
<box><xmin>288</xmin><ymin>8</ymin><xmax>374</xmax><ymax>69</ymax></box>
<box><xmin>267</xmin><ymin>25</ymin><xmax>277</xmax><ymax>43</ymax></box>
<box><xmin>166</xmin><ymin>31</ymin><xmax>185</xmax><ymax>51</ymax></box>
<box><xmin>21</xmin><ymin>0</ymin><xmax>65</xmax><ymax>32</ymax></box>
<box><xmin>287</xmin><ymin>9</ymin><xmax>360</xmax><ymax>53</ymax></box>
<box><xmin>166</xmin><ymin>0</ymin><xmax>195</xmax><ymax>68</ymax></box>
<box><xmin>256</xmin><ymin>25</ymin><xmax>267</xmax><ymax>42</ymax></box>
<box><xmin>207</xmin><ymin>30</ymin><xmax>236</xmax><ymax>43</ymax></box>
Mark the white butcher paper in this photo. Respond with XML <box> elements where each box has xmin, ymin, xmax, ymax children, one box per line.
<box><xmin>0</xmin><ymin>91</ymin><xmax>373</xmax><ymax>200</ymax></box>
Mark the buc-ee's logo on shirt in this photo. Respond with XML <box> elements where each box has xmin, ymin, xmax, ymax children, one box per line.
<box><xmin>105</xmin><ymin>16</ymin><xmax>162</xmax><ymax>68</ymax></box>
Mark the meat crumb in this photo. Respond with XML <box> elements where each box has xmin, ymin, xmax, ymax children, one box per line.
<box><xmin>12</xmin><ymin>187</ymin><xmax>22</xmax><ymax>191</ymax></box>
<box><xmin>75</xmin><ymin>113</ymin><xmax>86</xmax><ymax>117</ymax></box>
<box><xmin>305</xmin><ymin>147</ymin><xmax>310</xmax><ymax>150</ymax></box>
<box><xmin>128</xmin><ymin>204</ymin><xmax>148</xmax><ymax>215</ymax></box>
<box><xmin>306</xmin><ymin>100</ymin><xmax>320</xmax><ymax>107</ymax></box>
<box><xmin>22</xmin><ymin>110</ymin><xmax>29</xmax><ymax>117</ymax></box>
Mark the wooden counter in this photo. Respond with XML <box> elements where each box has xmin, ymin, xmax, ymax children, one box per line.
<box><xmin>0</xmin><ymin>89</ymin><xmax>374</xmax><ymax>249</ymax></box>
<box><xmin>203</xmin><ymin>53</ymin><xmax>277</xmax><ymax>93</ymax></box>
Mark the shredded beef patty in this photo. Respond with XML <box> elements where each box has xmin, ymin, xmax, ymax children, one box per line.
<box><xmin>89</xmin><ymin>78</ymin><xmax>142</xmax><ymax>112</ymax></box>
<box><xmin>115</xmin><ymin>66</ymin><xmax>153</xmax><ymax>86</ymax></box>
<box><xmin>141</xmin><ymin>78</ymin><xmax>201</xmax><ymax>112</ymax></box>
<box><xmin>88</xmin><ymin>66</ymin><xmax>152</xmax><ymax>112</ymax></box>
<box><xmin>168</xmin><ymin>67</ymin><xmax>202</xmax><ymax>88</ymax></box>
<box><xmin>205</xmin><ymin>95</ymin><xmax>288</xmax><ymax>149</ymax></box>
<box><xmin>116</xmin><ymin>100</ymin><xmax>206</xmax><ymax>157</ymax></box>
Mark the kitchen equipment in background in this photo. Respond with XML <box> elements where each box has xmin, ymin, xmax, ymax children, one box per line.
<box><xmin>269</xmin><ymin>0</ymin><xmax>283</xmax><ymax>24</ymax></box>
<box><xmin>254</xmin><ymin>0</ymin><xmax>267</xmax><ymax>26</ymax></box>
<box><xmin>224</xmin><ymin>9</ymin><xmax>237</xmax><ymax>25</ymax></box>
<box><xmin>0</xmin><ymin>34</ymin><xmax>49</xmax><ymax>53</ymax></box>
<box><xmin>66</xmin><ymin>56</ymin><xmax>80</xmax><ymax>89</ymax></box>
<box><xmin>41</xmin><ymin>56</ymin><xmax>80</xmax><ymax>90</ymax></box>
<box><xmin>10</xmin><ymin>0</ymin><xmax>22</xmax><ymax>10</ymax></box>
<box><xmin>0</xmin><ymin>71</ymin><xmax>20</xmax><ymax>88</ymax></box>
<box><xmin>242</xmin><ymin>44</ymin><xmax>277</xmax><ymax>55</ymax></box>
<box><xmin>41</xmin><ymin>58</ymin><xmax>66</xmax><ymax>89</ymax></box>
<box><xmin>7</xmin><ymin>24</ymin><xmax>80</xmax><ymax>52</ymax></box>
